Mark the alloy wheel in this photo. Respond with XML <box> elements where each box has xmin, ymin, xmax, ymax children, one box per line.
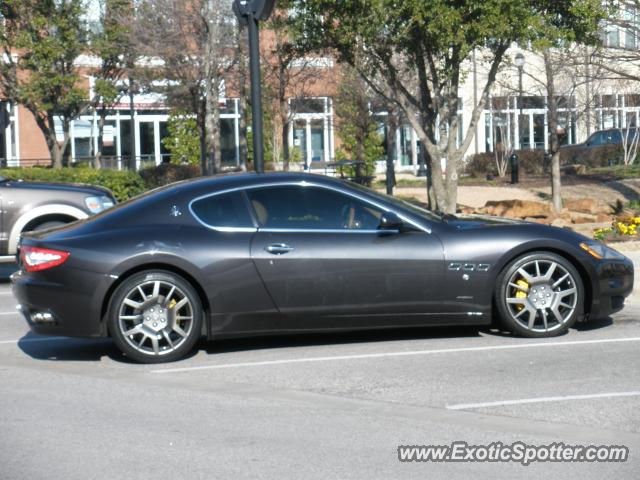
<box><xmin>117</xmin><ymin>279</ymin><xmax>195</xmax><ymax>356</ymax></box>
<box><xmin>505</xmin><ymin>258</ymin><xmax>578</xmax><ymax>333</ymax></box>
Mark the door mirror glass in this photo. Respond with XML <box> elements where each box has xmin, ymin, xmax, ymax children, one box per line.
<box><xmin>378</xmin><ymin>211</ymin><xmax>403</xmax><ymax>231</ymax></box>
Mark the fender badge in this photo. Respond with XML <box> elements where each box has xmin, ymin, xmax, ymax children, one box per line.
<box><xmin>169</xmin><ymin>205</ymin><xmax>182</xmax><ymax>217</ymax></box>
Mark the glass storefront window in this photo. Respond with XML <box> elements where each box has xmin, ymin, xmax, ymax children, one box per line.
<box><xmin>220</xmin><ymin>118</ymin><xmax>236</xmax><ymax>165</ymax></box>
<box><xmin>139</xmin><ymin>122</ymin><xmax>155</xmax><ymax>161</ymax></box>
<box><xmin>73</xmin><ymin>119</ymin><xmax>94</xmax><ymax>159</ymax></box>
<box><xmin>310</xmin><ymin>119</ymin><xmax>325</xmax><ymax>162</ymax></box>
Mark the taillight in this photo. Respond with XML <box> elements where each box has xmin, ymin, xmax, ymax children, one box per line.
<box><xmin>20</xmin><ymin>246</ymin><xmax>70</xmax><ymax>272</ymax></box>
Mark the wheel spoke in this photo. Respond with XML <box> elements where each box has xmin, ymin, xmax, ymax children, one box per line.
<box><xmin>164</xmin><ymin>286</ymin><xmax>176</xmax><ymax>304</ymax></box>
<box><xmin>151</xmin><ymin>281</ymin><xmax>161</xmax><ymax>300</ymax></box>
<box><xmin>558</xmin><ymin>287</ymin><xmax>576</xmax><ymax>298</ymax></box>
<box><xmin>173</xmin><ymin>324</ymin><xmax>187</xmax><ymax>337</ymax></box>
<box><xmin>543</xmin><ymin>262</ymin><xmax>557</xmax><ymax>281</ymax></box>
<box><xmin>137</xmin><ymin>285</ymin><xmax>147</xmax><ymax>300</ymax></box>
<box><xmin>150</xmin><ymin>335</ymin><xmax>160</xmax><ymax>355</ymax></box>
<box><xmin>509</xmin><ymin>282</ymin><xmax>529</xmax><ymax>293</ymax></box>
<box><xmin>124</xmin><ymin>324</ymin><xmax>144</xmax><ymax>337</ymax></box>
<box><xmin>535</xmin><ymin>261</ymin><xmax>541</xmax><ymax>277</ymax></box>
<box><xmin>550</xmin><ymin>306</ymin><xmax>564</xmax><ymax>324</ymax></box>
<box><xmin>507</xmin><ymin>297</ymin><xmax>527</xmax><ymax>305</ymax></box>
<box><xmin>172</xmin><ymin>297</ymin><xmax>189</xmax><ymax>311</ymax></box>
<box><xmin>124</xmin><ymin>298</ymin><xmax>143</xmax><ymax>310</ymax></box>
<box><xmin>559</xmin><ymin>301</ymin><xmax>574</xmax><ymax>309</ymax></box>
<box><xmin>162</xmin><ymin>330</ymin><xmax>175</xmax><ymax>349</ymax></box>
<box><xmin>553</xmin><ymin>273</ymin><xmax>570</xmax><ymax>288</ymax></box>
<box><xmin>541</xmin><ymin>309</ymin><xmax>549</xmax><ymax>332</ymax></box>
<box><xmin>527</xmin><ymin>308</ymin><xmax>537</xmax><ymax>329</ymax></box>
<box><xmin>517</xmin><ymin>268</ymin><xmax>534</xmax><ymax>284</ymax></box>
<box><xmin>120</xmin><ymin>314</ymin><xmax>142</xmax><ymax>321</ymax></box>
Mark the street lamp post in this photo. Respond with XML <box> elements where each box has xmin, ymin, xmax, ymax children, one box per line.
<box><xmin>233</xmin><ymin>0</ymin><xmax>276</xmax><ymax>174</ymax></box>
<box><xmin>515</xmin><ymin>52</ymin><xmax>525</xmax><ymax>150</ymax></box>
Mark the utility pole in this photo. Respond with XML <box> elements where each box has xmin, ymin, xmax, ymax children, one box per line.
<box><xmin>233</xmin><ymin>0</ymin><xmax>276</xmax><ymax>174</ymax></box>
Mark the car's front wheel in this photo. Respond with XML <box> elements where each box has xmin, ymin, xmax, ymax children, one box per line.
<box><xmin>495</xmin><ymin>252</ymin><xmax>584</xmax><ymax>337</ymax></box>
<box><xmin>108</xmin><ymin>271</ymin><xmax>203</xmax><ymax>363</ymax></box>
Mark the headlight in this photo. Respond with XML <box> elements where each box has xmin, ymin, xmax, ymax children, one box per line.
<box><xmin>579</xmin><ymin>241</ymin><xmax>626</xmax><ymax>260</ymax></box>
<box><xmin>85</xmin><ymin>196</ymin><xmax>115</xmax><ymax>214</ymax></box>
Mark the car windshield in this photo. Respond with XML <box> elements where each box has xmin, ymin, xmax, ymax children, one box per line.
<box><xmin>345</xmin><ymin>182</ymin><xmax>442</xmax><ymax>221</ymax></box>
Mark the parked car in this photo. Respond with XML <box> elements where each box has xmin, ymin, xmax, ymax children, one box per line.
<box><xmin>560</xmin><ymin>128</ymin><xmax>639</xmax><ymax>166</ymax></box>
<box><xmin>12</xmin><ymin>172</ymin><xmax>633</xmax><ymax>363</ymax></box>
<box><xmin>0</xmin><ymin>176</ymin><xmax>115</xmax><ymax>257</ymax></box>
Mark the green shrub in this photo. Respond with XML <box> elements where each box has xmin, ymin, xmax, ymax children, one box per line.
<box><xmin>138</xmin><ymin>163</ymin><xmax>201</xmax><ymax>189</ymax></box>
<box><xmin>0</xmin><ymin>167</ymin><xmax>146</xmax><ymax>202</ymax></box>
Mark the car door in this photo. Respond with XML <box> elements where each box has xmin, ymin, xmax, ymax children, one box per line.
<box><xmin>247</xmin><ymin>183</ymin><xmax>445</xmax><ymax>329</ymax></box>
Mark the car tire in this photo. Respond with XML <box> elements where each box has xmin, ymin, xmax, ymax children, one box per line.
<box><xmin>31</xmin><ymin>220</ymin><xmax>67</xmax><ymax>231</ymax></box>
<box><xmin>495</xmin><ymin>252</ymin><xmax>584</xmax><ymax>338</ymax></box>
<box><xmin>108</xmin><ymin>271</ymin><xmax>203</xmax><ymax>363</ymax></box>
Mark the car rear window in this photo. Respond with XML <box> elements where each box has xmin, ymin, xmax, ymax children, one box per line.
<box><xmin>191</xmin><ymin>191</ymin><xmax>254</xmax><ymax>229</ymax></box>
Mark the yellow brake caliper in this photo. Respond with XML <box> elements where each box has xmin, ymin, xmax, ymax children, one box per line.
<box><xmin>514</xmin><ymin>279</ymin><xmax>529</xmax><ymax>310</ymax></box>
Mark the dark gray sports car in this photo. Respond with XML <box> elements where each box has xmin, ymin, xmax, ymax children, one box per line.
<box><xmin>12</xmin><ymin>172</ymin><xmax>634</xmax><ymax>363</ymax></box>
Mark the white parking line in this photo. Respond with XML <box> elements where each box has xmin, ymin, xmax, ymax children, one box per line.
<box><xmin>0</xmin><ymin>311</ymin><xmax>17</xmax><ymax>316</ymax></box>
<box><xmin>151</xmin><ymin>336</ymin><xmax>640</xmax><ymax>374</ymax></box>
<box><xmin>446</xmin><ymin>391</ymin><xmax>640</xmax><ymax>410</ymax></box>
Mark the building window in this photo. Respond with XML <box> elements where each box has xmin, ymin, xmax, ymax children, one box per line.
<box><xmin>289</xmin><ymin>97</ymin><xmax>333</xmax><ymax>167</ymax></box>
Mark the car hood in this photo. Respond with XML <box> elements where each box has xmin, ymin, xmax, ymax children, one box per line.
<box><xmin>446</xmin><ymin>214</ymin><xmax>527</xmax><ymax>229</ymax></box>
<box><xmin>1</xmin><ymin>179</ymin><xmax>113</xmax><ymax>197</ymax></box>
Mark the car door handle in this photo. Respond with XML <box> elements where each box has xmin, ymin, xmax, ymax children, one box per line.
<box><xmin>265</xmin><ymin>243</ymin><xmax>295</xmax><ymax>255</ymax></box>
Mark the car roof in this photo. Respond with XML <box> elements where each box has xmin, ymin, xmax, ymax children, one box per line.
<box><xmin>166</xmin><ymin>171</ymin><xmax>348</xmax><ymax>196</ymax></box>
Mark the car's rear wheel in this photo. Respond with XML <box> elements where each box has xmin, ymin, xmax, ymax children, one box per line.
<box><xmin>495</xmin><ymin>252</ymin><xmax>583</xmax><ymax>337</ymax></box>
<box><xmin>108</xmin><ymin>271</ymin><xmax>203</xmax><ymax>363</ymax></box>
<box><xmin>31</xmin><ymin>220</ymin><xmax>67</xmax><ymax>231</ymax></box>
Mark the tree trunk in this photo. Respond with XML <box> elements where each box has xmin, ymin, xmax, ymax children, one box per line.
<box><xmin>544</xmin><ymin>49</ymin><xmax>563</xmax><ymax>213</ymax></box>
<box><xmin>198</xmin><ymin>112</ymin><xmax>208</xmax><ymax>176</ymax></box>
<box><xmin>385</xmin><ymin>109</ymin><xmax>397</xmax><ymax>195</ymax></box>
<box><xmin>205</xmin><ymin>75</ymin><xmax>222</xmax><ymax>175</ymax></box>
<box><xmin>94</xmin><ymin>108</ymin><xmax>107</xmax><ymax>169</ymax></box>
<box><xmin>279</xmin><ymin>61</ymin><xmax>290</xmax><ymax>171</ymax></box>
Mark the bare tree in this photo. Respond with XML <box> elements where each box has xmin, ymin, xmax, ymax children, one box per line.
<box><xmin>261</xmin><ymin>6</ymin><xmax>326</xmax><ymax>171</ymax></box>
<box><xmin>135</xmin><ymin>0</ymin><xmax>235</xmax><ymax>175</ymax></box>
<box><xmin>493</xmin><ymin>122</ymin><xmax>513</xmax><ymax>178</ymax></box>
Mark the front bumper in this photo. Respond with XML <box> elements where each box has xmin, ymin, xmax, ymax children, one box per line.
<box><xmin>588</xmin><ymin>257</ymin><xmax>634</xmax><ymax>320</ymax></box>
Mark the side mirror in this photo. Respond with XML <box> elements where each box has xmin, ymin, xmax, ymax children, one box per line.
<box><xmin>378</xmin><ymin>211</ymin><xmax>403</xmax><ymax>231</ymax></box>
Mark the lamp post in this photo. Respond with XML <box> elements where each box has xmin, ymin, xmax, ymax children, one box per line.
<box><xmin>514</xmin><ymin>52</ymin><xmax>525</xmax><ymax>150</ymax></box>
<box><xmin>233</xmin><ymin>0</ymin><xmax>276</xmax><ymax>174</ymax></box>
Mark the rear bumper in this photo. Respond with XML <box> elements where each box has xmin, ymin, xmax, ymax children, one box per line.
<box><xmin>588</xmin><ymin>257</ymin><xmax>634</xmax><ymax>320</ymax></box>
<box><xmin>11</xmin><ymin>268</ymin><xmax>108</xmax><ymax>338</ymax></box>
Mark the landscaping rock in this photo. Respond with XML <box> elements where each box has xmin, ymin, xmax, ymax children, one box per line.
<box><xmin>564</xmin><ymin>198</ymin><xmax>599</xmax><ymax>214</ymax></box>
<box><xmin>482</xmin><ymin>199</ymin><xmax>552</xmax><ymax>218</ymax></box>
<box><xmin>570</xmin><ymin>212</ymin><xmax>599</xmax><ymax>224</ymax></box>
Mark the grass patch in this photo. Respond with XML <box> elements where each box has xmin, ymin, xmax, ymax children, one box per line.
<box><xmin>588</xmin><ymin>164</ymin><xmax>640</xmax><ymax>179</ymax></box>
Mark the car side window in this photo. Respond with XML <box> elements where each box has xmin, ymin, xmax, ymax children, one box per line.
<box><xmin>191</xmin><ymin>191</ymin><xmax>254</xmax><ymax>229</ymax></box>
<box><xmin>245</xmin><ymin>185</ymin><xmax>384</xmax><ymax>230</ymax></box>
<box><xmin>588</xmin><ymin>132</ymin><xmax>603</xmax><ymax>146</ymax></box>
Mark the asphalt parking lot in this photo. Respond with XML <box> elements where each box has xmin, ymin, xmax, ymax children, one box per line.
<box><xmin>1</xmin><ymin>266</ymin><xmax>639</xmax><ymax>479</ymax></box>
